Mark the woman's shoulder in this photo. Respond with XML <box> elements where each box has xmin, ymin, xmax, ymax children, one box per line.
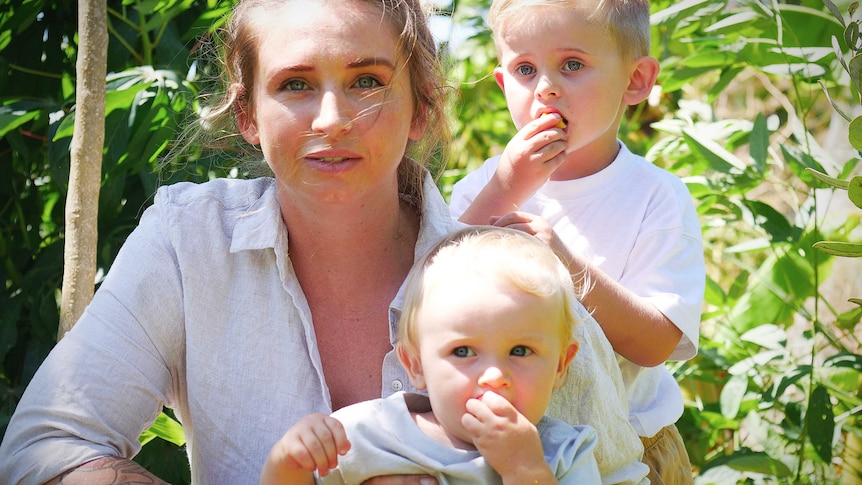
<box><xmin>154</xmin><ymin>177</ymin><xmax>276</xmax><ymax>210</ymax></box>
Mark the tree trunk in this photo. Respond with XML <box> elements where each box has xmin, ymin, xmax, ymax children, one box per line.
<box><xmin>59</xmin><ymin>0</ymin><xmax>107</xmax><ymax>340</ymax></box>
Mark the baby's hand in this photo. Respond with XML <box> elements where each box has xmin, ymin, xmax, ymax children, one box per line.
<box><xmin>260</xmin><ymin>413</ymin><xmax>350</xmax><ymax>484</ymax></box>
<box><xmin>461</xmin><ymin>391</ymin><xmax>546</xmax><ymax>478</ymax></box>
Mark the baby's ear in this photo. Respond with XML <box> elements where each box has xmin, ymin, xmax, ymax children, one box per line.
<box><xmin>623</xmin><ymin>56</ymin><xmax>659</xmax><ymax>106</ymax></box>
<box><xmin>397</xmin><ymin>344</ymin><xmax>427</xmax><ymax>390</ymax></box>
<box><xmin>554</xmin><ymin>341</ymin><xmax>580</xmax><ymax>388</ymax></box>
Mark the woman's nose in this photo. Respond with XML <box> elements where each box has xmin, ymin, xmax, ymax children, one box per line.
<box><xmin>312</xmin><ymin>91</ymin><xmax>353</xmax><ymax>137</ymax></box>
<box><xmin>535</xmin><ymin>75</ymin><xmax>560</xmax><ymax>99</ymax></box>
<box><xmin>477</xmin><ymin>365</ymin><xmax>511</xmax><ymax>388</ymax></box>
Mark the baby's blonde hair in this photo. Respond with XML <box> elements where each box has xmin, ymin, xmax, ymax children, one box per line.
<box><xmin>398</xmin><ymin>226</ymin><xmax>584</xmax><ymax>359</ymax></box>
<box><xmin>487</xmin><ymin>0</ymin><xmax>651</xmax><ymax>61</ymax></box>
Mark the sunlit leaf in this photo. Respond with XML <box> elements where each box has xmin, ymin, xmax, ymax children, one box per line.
<box><xmin>739</xmin><ymin>324</ymin><xmax>786</xmax><ymax>350</ymax></box>
<box><xmin>836</xmin><ymin>305</ymin><xmax>862</xmax><ymax>330</ymax></box>
<box><xmin>138</xmin><ymin>411</ymin><xmax>186</xmax><ymax>446</ymax></box>
<box><xmin>720</xmin><ymin>374</ymin><xmax>748</xmax><ymax>418</ymax></box>
<box><xmin>709</xmin><ymin>450</ymin><xmax>793</xmax><ymax>477</ymax></box>
<box><xmin>812</xmin><ymin>241</ymin><xmax>862</xmax><ymax>257</ymax></box>
<box><xmin>805</xmin><ymin>167</ymin><xmax>850</xmax><ymax>189</ymax></box>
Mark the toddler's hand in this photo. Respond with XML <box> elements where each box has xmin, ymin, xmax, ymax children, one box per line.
<box><xmin>461</xmin><ymin>391</ymin><xmax>546</xmax><ymax>478</ymax></box>
<box><xmin>494</xmin><ymin>113</ymin><xmax>568</xmax><ymax>204</ymax></box>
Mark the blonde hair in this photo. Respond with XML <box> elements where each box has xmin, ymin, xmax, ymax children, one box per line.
<box><xmin>398</xmin><ymin>226</ymin><xmax>584</xmax><ymax>357</ymax></box>
<box><xmin>165</xmin><ymin>0</ymin><xmax>450</xmax><ymax>201</ymax></box>
<box><xmin>487</xmin><ymin>0</ymin><xmax>651</xmax><ymax>61</ymax></box>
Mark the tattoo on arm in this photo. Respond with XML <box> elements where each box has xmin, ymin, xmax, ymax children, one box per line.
<box><xmin>52</xmin><ymin>457</ymin><xmax>169</xmax><ymax>485</ymax></box>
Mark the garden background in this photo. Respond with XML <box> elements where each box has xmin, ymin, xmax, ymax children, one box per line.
<box><xmin>1</xmin><ymin>0</ymin><xmax>860</xmax><ymax>483</ymax></box>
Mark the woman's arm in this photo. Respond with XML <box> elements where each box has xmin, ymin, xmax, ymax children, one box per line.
<box><xmin>46</xmin><ymin>457</ymin><xmax>167</xmax><ymax>485</ymax></box>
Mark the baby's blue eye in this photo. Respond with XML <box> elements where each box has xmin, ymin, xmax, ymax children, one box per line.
<box><xmin>453</xmin><ymin>347</ymin><xmax>475</xmax><ymax>357</ymax></box>
<box><xmin>511</xmin><ymin>346</ymin><xmax>532</xmax><ymax>357</ymax></box>
<box><xmin>516</xmin><ymin>64</ymin><xmax>535</xmax><ymax>76</ymax></box>
<box><xmin>563</xmin><ymin>60</ymin><xmax>583</xmax><ymax>72</ymax></box>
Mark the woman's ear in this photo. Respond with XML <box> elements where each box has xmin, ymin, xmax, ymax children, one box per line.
<box><xmin>622</xmin><ymin>56</ymin><xmax>659</xmax><ymax>106</ymax></box>
<box><xmin>409</xmin><ymin>108</ymin><xmax>428</xmax><ymax>142</ymax></box>
<box><xmin>554</xmin><ymin>341</ymin><xmax>580</xmax><ymax>388</ymax></box>
<box><xmin>233</xmin><ymin>83</ymin><xmax>260</xmax><ymax>145</ymax></box>
<box><xmin>397</xmin><ymin>344</ymin><xmax>427</xmax><ymax>390</ymax></box>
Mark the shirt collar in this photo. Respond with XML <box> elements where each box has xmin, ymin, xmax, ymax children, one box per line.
<box><xmin>229</xmin><ymin>178</ymin><xmax>283</xmax><ymax>254</ymax></box>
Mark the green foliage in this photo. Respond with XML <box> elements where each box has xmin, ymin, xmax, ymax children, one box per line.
<box><xmin>1</xmin><ymin>0</ymin><xmax>860</xmax><ymax>483</ymax></box>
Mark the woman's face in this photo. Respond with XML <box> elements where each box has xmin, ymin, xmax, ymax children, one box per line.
<box><xmin>238</xmin><ymin>0</ymin><xmax>424</xmax><ymax>205</ymax></box>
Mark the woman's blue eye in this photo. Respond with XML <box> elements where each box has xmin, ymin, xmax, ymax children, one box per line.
<box><xmin>564</xmin><ymin>60</ymin><xmax>583</xmax><ymax>72</ymax></box>
<box><xmin>511</xmin><ymin>346</ymin><xmax>531</xmax><ymax>357</ymax></box>
<box><xmin>516</xmin><ymin>64</ymin><xmax>535</xmax><ymax>76</ymax></box>
<box><xmin>356</xmin><ymin>76</ymin><xmax>381</xmax><ymax>89</ymax></box>
<box><xmin>453</xmin><ymin>347</ymin><xmax>474</xmax><ymax>357</ymax></box>
<box><xmin>283</xmin><ymin>79</ymin><xmax>307</xmax><ymax>91</ymax></box>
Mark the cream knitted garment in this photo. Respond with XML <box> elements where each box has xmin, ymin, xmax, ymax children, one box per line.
<box><xmin>546</xmin><ymin>302</ymin><xmax>649</xmax><ymax>485</ymax></box>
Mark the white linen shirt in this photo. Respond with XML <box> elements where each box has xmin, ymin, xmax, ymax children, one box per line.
<box><xmin>0</xmin><ymin>174</ymin><xmax>459</xmax><ymax>485</ymax></box>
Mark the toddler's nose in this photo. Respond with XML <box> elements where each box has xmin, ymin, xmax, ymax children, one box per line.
<box><xmin>477</xmin><ymin>365</ymin><xmax>510</xmax><ymax>388</ymax></box>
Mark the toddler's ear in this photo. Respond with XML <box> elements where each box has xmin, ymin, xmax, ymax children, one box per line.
<box><xmin>397</xmin><ymin>344</ymin><xmax>427</xmax><ymax>390</ymax></box>
<box><xmin>623</xmin><ymin>56</ymin><xmax>659</xmax><ymax>106</ymax></box>
<box><xmin>493</xmin><ymin>66</ymin><xmax>506</xmax><ymax>92</ymax></box>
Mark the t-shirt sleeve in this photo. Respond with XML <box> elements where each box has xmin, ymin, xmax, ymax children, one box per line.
<box><xmin>448</xmin><ymin>157</ymin><xmax>499</xmax><ymax>219</ymax></box>
<box><xmin>539</xmin><ymin>420</ymin><xmax>602</xmax><ymax>484</ymax></box>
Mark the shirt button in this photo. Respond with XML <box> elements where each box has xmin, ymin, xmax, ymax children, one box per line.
<box><xmin>390</xmin><ymin>380</ymin><xmax>403</xmax><ymax>391</ymax></box>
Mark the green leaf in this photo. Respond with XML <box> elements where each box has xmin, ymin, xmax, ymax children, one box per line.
<box><xmin>837</xmin><ymin>306</ymin><xmax>862</xmax><ymax>330</ymax></box>
<box><xmin>851</xmin><ymin>117</ymin><xmax>862</xmax><ymax>152</ymax></box>
<box><xmin>850</xmin><ymin>54</ymin><xmax>862</xmax><ymax>97</ymax></box>
<box><xmin>720</xmin><ymin>450</ymin><xmax>793</xmax><ymax>477</ymax></box>
<box><xmin>849</xmin><ymin>176</ymin><xmax>862</xmax><ymax>208</ymax></box>
<box><xmin>682</xmin><ymin>128</ymin><xmax>747</xmax><ymax>173</ymax></box>
<box><xmin>749</xmin><ymin>114</ymin><xmax>768</xmax><ymax>173</ymax></box>
<box><xmin>824</xmin><ymin>353</ymin><xmax>862</xmax><ymax>372</ymax></box>
<box><xmin>812</xmin><ymin>241</ymin><xmax>862</xmax><ymax>257</ymax></box>
<box><xmin>53</xmin><ymin>84</ymin><xmax>149</xmax><ymax>141</ymax></box>
<box><xmin>138</xmin><ymin>411</ymin><xmax>186</xmax><ymax>447</ymax></box>
<box><xmin>845</xmin><ymin>22</ymin><xmax>860</xmax><ymax>52</ymax></box>
<box><xmin>823</xmin><ymin>0</ymin><xmax>846</xmax><ymax>28</ymax></box>
<box><xmin>805</xmin><ymin>167</ymin><xmax>850</xmax><ymax>189</ymax></box>
<box><xmin>807</xmin><ymin>385</ymin><xmax>834</xmax><ymax>463</ymax></box>
<box><xmin>0</xmin><ymin>106</ymin><xmax>39</xmax><ymax>138</ymax></box>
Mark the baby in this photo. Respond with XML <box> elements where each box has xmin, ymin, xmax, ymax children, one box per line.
<box><xmin>261</xmin><ymin>226</ymin><xmax>601</xmax><ymax>484</ymax></box>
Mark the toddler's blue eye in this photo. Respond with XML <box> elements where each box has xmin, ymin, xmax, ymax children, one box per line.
<box><xmin>453</xmin><ymin>347</ymin><xmax>474</xmax><ymax>357</ymax></box>
<box><xmin>564</xmin><ymin>60</ymin><xmax>583</xmax><ymax>72</ymax></box>
<box><xmin>516</xmin><ymin>65</ymin><xmax>535</xmax><ymax>76</ymax></box>
<box><xmin>511</xmin><ymin>346</ymin><xmax>531</xmax><ymax>356</ymax></box>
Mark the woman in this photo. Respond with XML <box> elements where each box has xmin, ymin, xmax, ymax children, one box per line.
<box><xmin>0</xmin><ymin>0</ymin><xmax>456</xmax><ymax>483</ymax></box>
